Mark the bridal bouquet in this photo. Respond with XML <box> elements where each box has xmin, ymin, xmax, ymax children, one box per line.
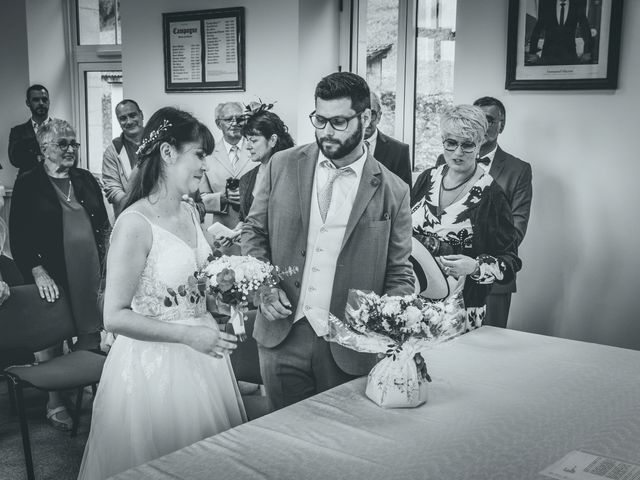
<box><xmin>329</xmin><ymin>289</ymin><xmax>465</xmax><ymax>408</ymax></box>
<box><xmin>200</xmin><ymin>254</ymin><xmax>297</xmax><ymax>341</ymax></box>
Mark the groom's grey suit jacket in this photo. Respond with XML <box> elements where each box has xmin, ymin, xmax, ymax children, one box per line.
<box><xmin>242</xmin><ymin>143</ymin><xmax>415</xmax><ymax>376</ymax></box>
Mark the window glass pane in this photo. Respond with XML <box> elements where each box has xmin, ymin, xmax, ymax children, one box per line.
<box><xmin>364</xmin><ymin>0</ymin><xmax>400</xmax><ymax>138</ymax></box>
<box><xmin>78</xmin><ymin>0</ymin><xmax>120</xmax><ymax>45</ymax></box>
<box><xmin>414</xmin><ymin>0</ymin><xmax>456</xmax><ymax>171</ymax></box>
<box><xmin>85</xmin><ymin>71</ymin><xmax>122</xmax><ymax>173</ymax></box>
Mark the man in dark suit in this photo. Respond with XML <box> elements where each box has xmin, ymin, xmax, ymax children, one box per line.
<box><xmin>472</xmin><ymin>97</ymin><xmax>532</xmax><ymax>328</ymax></box>
<box><xmin>8</xmin><ymin>84</ymin><xmax>51</xmax><ymax>175</ymax></box>
<box><xmin>243</xmin><ymin>72</ymin><xmax>414</xmax><ymax>410</ymax></box>
<box><xmin>435</xmin><ymin>97</ymin><xmax>532</xmax><ymax>327</ymax></box>
<box><xmin>365</xmin><ymin>92</ymin><xmax>412</xmax><ymax>186</ymax></box>
<box><xmin>526</xmin><ymin>0</ymin><xmax>593</xmax><ymax>65</ymax></box>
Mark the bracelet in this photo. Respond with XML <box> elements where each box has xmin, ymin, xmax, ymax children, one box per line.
<box><xmin>471</xmin><ymin>259</ymin><xmax>481</xmax><ymax>278</ymax></box>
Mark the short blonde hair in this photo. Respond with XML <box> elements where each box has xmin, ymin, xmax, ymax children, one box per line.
<box><xmin>440</xmin><ymin>104</ymin><xmax>488</xmax><ymax>147</ymax></box>
<box><xmin>36</xmin><ymin>118</ymin><xmax>76</xmax><ymax>150</ymax></box>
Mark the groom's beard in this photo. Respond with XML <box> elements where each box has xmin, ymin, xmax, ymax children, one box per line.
<box><xmin>315</xmin><ymin>119</ymin><xmax>363</xmax><ymax>160</ymax></box>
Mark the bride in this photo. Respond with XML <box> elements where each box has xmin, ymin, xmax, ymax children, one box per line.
<box><xmin>78</xmin><ymin>107</ymin><xmax>246</xmax><ymax>479</ymax></box>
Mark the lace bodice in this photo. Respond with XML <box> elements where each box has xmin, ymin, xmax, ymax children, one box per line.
<box><xmin>118</xmin><ymin>207</ymin><xmax>211</xmax><ymax>323</ymax></box>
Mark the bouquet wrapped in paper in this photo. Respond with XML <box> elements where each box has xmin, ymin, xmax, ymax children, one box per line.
<box><xmin>164</xmin><ymin>253</ymin><xmax>297</xmax><ymax>341</ymax></box>
<box><xmin>328</xmin><ymin>289</ymin><xmax>466</xmax><ymax>408</ymax></box>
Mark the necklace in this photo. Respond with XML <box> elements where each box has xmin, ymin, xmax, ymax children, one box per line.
<box><xmin>441</xmin><ymin>164</ymin><xmax>477</xmax><ymax>191</ymax></box>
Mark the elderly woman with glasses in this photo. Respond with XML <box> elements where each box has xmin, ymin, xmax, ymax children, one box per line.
<box><xmin>411</xmin><ymin>105</ymin><xmax>521</xmax><ymax>331</ymax></box>
<box><xmin>9</xmin><ymin>118</ymin><xmax>110</xmax><ymax>430</ymax></box>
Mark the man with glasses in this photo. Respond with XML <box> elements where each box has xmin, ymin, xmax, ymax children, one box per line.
<box><xmin>438</xmin><ymin>96</ymin><xmax>532</xmax><ymax>328</ymax></box>
<box><xmin>364</xmin><ymin>91</ymin><xmax>412</xmax><ymax>186</ymax></box>
<box><xmin>199</xmin><ymin>102</ymin><xmax>256</xmax><ymax>252</ymax></box>
<box><xmin>8</xmin><ymin>84</ymin><xmax>52</xmax><ymax>175</ymax></box>
<box><xmin>243</xmin><ymin>72</ymin><xmax>414</xmax><ymax>411</ymax></box>
<box><xmin>102</xmin><ymin>99</ymin><xmax>144</xmax><ymax>218</ymax></box>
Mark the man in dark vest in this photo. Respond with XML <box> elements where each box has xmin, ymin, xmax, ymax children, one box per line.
<box><xmin>102</xmin><ymin>99</ymin><xmax>144</xmax><ymax>217</ymax></box>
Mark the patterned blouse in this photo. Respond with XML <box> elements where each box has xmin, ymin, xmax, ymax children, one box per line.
<box><xmin>411</xmin><ymin>165</ymin><xmax>521</xmax><ymax>330</ymax></box>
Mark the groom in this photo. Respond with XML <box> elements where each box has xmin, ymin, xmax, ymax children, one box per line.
<box><xmin>242</xmin><ymin>72</ymin><xmax>414</xmax><ymax>410</ymax></box>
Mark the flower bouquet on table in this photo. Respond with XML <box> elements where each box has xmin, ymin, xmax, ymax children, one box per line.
<box><xmin>199</xmin><ymin>253</ymin><xmax>298</xmax><ymax>341</ymax></box>
<box><xmin>328</xmin><ymin>289</ymin><xmax>466</xmax><ymax>408</ymax></box>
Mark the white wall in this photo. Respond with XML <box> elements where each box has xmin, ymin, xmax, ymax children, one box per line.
<box><xmin>0</xmin><ymin>0</ymin><xmax>73</xmax><ymax>190</ymax></box>
<box><xmin>120</xmin><ymin>0</ymin><xmax>341</xmax><ymax>144</ymax></box>
<box><xmin>25</xmin><ymin>0</ymin><xmax>73</xmax><ymax>124</ymax></box>
<box><xmin>455</xmin><ymin>0</ymin><xmax>640</xmax><ymax>349</ymax></box>
<box><xmin>0</xmin><ymin>0</ymin><xmax>30</xmax><ymax>188</ymax></box>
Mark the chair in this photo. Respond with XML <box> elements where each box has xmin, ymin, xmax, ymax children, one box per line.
<box><xmin>226</xmin><ymin>310</ymin><xmax>272</xmax><ymax>420</ymax></box>
<box><xmin>0</xmin><ymin>284</ymin><xmax>106</xmax><ymax>480</ymax></box>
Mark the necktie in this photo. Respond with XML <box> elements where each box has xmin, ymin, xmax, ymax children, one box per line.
<box><xmin>477</xmin><ymin>156</ymin><xmax>491</xmax><ymax>165</ymax></box>
<box><xmin>559</xmin><ymin>2</ymin><xmax>566</xmax><ymax>26</ymax></box>
<box><xmin>230</xmin><ymin>145</ymin><xmax>239</xmax><ymax>173</ymax></box>
<box><xmin>365</xmin><ymin>140</ymin><xmax>370</xmax><ymax>150</ymax></box>
<box><xmin>318</xmin><ymin>163</ymin><xmax>353</xmax><ymax>222</ymax></box>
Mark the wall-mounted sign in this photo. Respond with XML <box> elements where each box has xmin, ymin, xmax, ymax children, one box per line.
<box><xmin>163</xmin><ymin>8</ymin><xmax>245</xmax><ymax>92</ymax></box>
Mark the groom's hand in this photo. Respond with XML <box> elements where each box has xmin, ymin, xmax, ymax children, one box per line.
<box><xmin>260</xmin><ymin>287</ymin><xmax>292</xmax><ymax>321</ymax></box>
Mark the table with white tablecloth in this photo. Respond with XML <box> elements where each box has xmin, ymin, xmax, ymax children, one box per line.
<box><xmin>111</xmin><ymin>327</ymin><xmax>640</xmax><ymax>480</ymax></box>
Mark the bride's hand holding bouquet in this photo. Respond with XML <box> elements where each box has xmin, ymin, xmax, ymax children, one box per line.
<box><xmin>200</xmin><ymin>253</ymin><xmax>298</xmax><ymax>340</ymax></box>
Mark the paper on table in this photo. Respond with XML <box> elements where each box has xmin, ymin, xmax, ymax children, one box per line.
<box><xmin>540</xmin><ymin>450</ymin><xmax>640</xmax><ymax>480</ymax></box>
<box><xmin>207</xmin><ymin>222</ymin><xmax>235</xmax><ymax>238</ymax></box>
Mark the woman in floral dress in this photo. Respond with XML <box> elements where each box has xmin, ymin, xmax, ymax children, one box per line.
<box><xmin>411</xmin><ymin>104</ymin><xmax>521</xmax><ymax>330</ymax></box>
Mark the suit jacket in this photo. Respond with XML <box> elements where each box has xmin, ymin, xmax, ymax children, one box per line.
<box><xmin>8</xmin><ymin>120</ymin><xmax>41</xmax><ymax>174</ymax></box>
<box><xmin>9</xmin><ymin>164</ymin><xmax>110</xmax><ymax>287</ymax></box>
<box><xmin>436</xmin><ymin>146</ymin><xmax>532</xmax><ymax>293</ymax></box>
<box><xmin>242</xmin><ymin>143</ymin><xmax>415</xmax><ymax>375</ymax></box>
<box><xmin>200</xmin><ymin>139</ymin><xmax>257</xmax><ymax>232</ymax></box>
<box><xmin>238</xmin><ymin>164</ymin><xmax>260</xmax><ymax>222</ymax></box>
<box><xmin>373</xmin><ymin>131</ymin><xmax>412</xmax><ymax>187</ymax></box>
<box><xmin>529</xmin><ymin>0</ymin><xmax>593</xmax><ymax>64</ymax></box>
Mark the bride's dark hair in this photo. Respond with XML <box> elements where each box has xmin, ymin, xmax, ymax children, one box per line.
<box><xmin>121</xmin><ymin>107</ymin><xmax>214</xmax><ymax>210</ymax></box>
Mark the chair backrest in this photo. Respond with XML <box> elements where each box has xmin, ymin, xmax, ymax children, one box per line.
<box><xmin>0</xmin><ymin>284</ymin><xmax>75</xmax><ymax>353</ymax></box>
<box><xmin>227</xmin><ymin>310</ymin><xmax>263</xmax><ymax>385</ymax></box>
<box><xmin>0</xmin><ymin>254</ymin><xmax>24</xmax><ymax>286</ymax></box>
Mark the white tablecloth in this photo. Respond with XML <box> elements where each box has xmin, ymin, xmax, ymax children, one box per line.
<box><xmin>111</xmin><ymin>327</ymin><xmax>640</xmax><ymax>480</ymax></box>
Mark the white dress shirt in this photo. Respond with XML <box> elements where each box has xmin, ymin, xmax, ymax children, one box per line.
<box><xmin>557</xmin><ymin>0</ymin><xmax>569</xmax><ymax>25</ymax></box>
<box><xmin>365</xmin><ymin>128</ymin><xmax>379</xmax><ymax>155</ymax></box>
<box><xmin>223</xmin><ymin>137</ymin><xmax>245</xmax><ymax>174</ymax></box>
<box><xmin>479</xmin><ymin>146</ymin><xmax>497</xmax><ymax>172</ymax></box>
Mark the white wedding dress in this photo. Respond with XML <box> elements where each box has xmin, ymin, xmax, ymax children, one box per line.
<box><xmin>78</xmin><ymin>208</ymin><xmax>246</xmax><ymax>480</ymax></box>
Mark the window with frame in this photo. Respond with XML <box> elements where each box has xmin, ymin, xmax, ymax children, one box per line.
<box><xmin>68</xmin><ymin>0</ymin><xmax>123</xmax><ymax>175</ymax></box>
<box><xmin>344</xmin><ymin>0</ymin><xmax>456</xmax><ymax>172</ymax></box>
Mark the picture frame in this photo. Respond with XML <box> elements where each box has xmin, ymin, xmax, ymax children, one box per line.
<box><xmin>505</xmin><ymin>0</ymin><xmax>623</xmax><ymax>90</ymax></box>
<box><xmin>162</xmin><ymin>8</ymin><xmax>245</xmax><ymax>92</ymax></box>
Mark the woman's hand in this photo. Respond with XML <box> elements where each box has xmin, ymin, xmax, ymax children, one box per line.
<box><xmin>439</xmin><ymin>255</ymin><xmax>478</xmax><ymax>278</ymax></box>
<box><xmin>32</xmin><ymin>265</ymin><xmax>59</xmax><ymax>302</ymax></box>
<box><xmin>218</xmin><ymin>227</ymin><xmax>242</xmax><ymax>247</ymax></box>
<box><xmin>0</xmin><ymin>280</ymin><xmax>10</xmax><ymax>306</ymax></box>
<box><xmin>184</xmin><ymin>325</ymin><xmax>237</xmax><ymax>359</ymax></box>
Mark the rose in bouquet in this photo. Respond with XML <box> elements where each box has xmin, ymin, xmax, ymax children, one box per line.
<box><xmin>328</xmin><ymin>289</ymin><xmax>466</xmax><ymax>408</ymax></box>
<box><xmin>200</xmin><ymin>253</ymin><xmax>297</xmax><ymax>341</ymax></box>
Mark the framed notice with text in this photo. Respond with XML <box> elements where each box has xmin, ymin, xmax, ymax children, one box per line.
<box><xmin>163</xmin><ymin>8</ymin><xmax>245</xmax><ymax>92</ymax></box>
<box><xmin>506</xmin><ymin>0</ymin><xmax>623</xmax><ymax>90</ymax></box>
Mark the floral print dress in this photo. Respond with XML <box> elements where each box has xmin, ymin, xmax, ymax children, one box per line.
<box><xmin>411</xmin><ymin>165</ymin><xmax>517</xmax><ymax>331</ymax></box>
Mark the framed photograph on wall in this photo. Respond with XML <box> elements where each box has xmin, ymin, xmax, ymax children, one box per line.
<box><xmin>163</xmin><ymin>8</ymin><xmax>245</xmax><ymax>92</ymax></box>
<box><xmin>505</xmin><ymin>0</ymin><xmax>623</xmax><ymax>90</ymax></box>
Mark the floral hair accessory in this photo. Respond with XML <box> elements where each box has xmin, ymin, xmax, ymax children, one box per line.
<box><xmin>136</xmin><ymin>119</ymin><xmax>172</xmax><ymax>156</ymax></box>
<box><xmin>243</xmin><ymin>99</ymin><xmax>276</xmax><ymax>118</ymax></box>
